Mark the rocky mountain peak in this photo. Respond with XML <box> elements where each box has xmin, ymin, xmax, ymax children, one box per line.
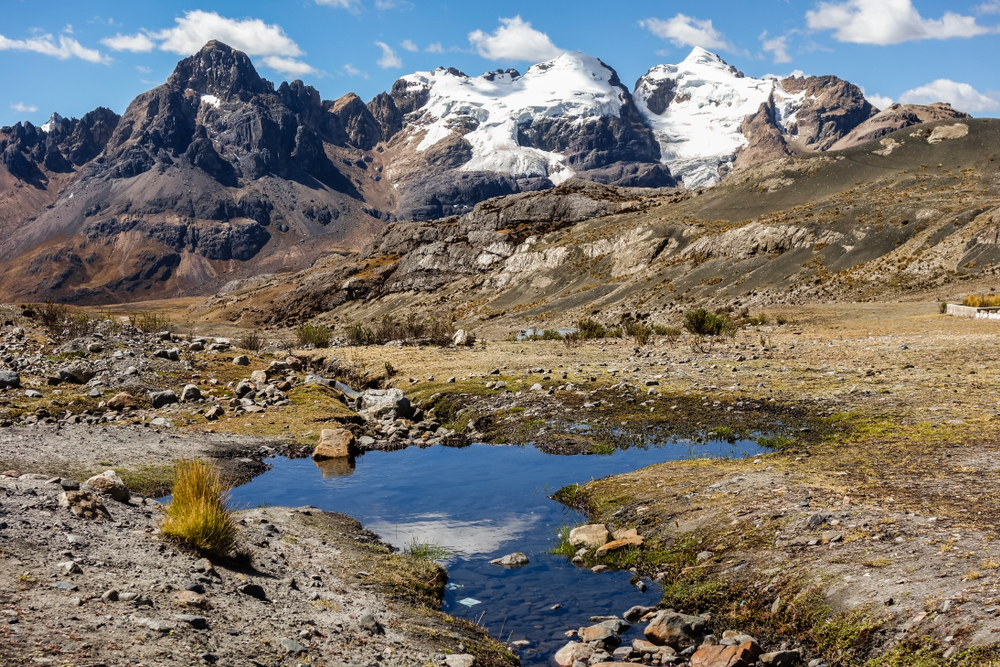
<box><xmin>680</xmin><ymin>46</ymin><xmax>744</xmax><ymax>78</ymax></box>
<box><xmin>167</xmin><ymin>40</ymin><xmax>269</xmax><ymax>102</ymax></box>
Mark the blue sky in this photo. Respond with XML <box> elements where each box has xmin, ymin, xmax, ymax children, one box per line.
<box><xmin>3</xmin><ymin>0</ymin><xmax>999</xmax><ymax>125</ymax></box>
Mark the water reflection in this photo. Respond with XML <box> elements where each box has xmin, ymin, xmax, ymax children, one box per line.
<box><xmin>312</xmin><ymin>456</ymin><xmax>356</xmax><ymax>478</ymax></box>
<box><xmin>367</xmin><ymin>513</ymin><xmax>541</xmax><ymax>563</ymax></box>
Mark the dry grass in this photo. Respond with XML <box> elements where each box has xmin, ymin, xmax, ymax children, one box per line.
<box><xmin>962</xmin><ymin>294</ymin><xmax>1000</xmax><ymax>308</ymax></box>
<box><xmin>162</xmin><ymin>460</ymin><xmax>238</xmax><ymax>558</ymax></box>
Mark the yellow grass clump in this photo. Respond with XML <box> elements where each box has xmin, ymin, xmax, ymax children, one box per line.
<box><xmin>162</xmin><ymin>460</ymin><xmax>238</xmax><ymax>557</ymax></box>
<box><xmin>962</xmin><ymin>294</ymin><xmax>1000</xmax><ymax>308</ymax></box>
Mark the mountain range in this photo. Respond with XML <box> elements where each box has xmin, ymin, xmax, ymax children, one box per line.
<box><xmin>0</xmin><ymin>40</ymin><xmax>970</xmax><ymax>303</ymax></box>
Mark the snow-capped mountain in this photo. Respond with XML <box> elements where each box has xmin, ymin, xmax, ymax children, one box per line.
<box><xmin>633</xmin><ymin>47</ymin><xmax>875</xmax><ymax>188</ymax></box>
<box><xmin>398</xmin><ymin>52</ymin><xmax>630</xmax><ymax>184</ymax></box>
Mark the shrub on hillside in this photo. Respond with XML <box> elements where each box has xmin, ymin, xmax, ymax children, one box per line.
<box><xmin>297</xmin><ymin>324</ymin><xmax>334</xmax><ymax>348</ymax></box>
<box><xmin>683</xmin><ymin>308</ymin><xmax>736</xmax><ymax>336</ymax></box>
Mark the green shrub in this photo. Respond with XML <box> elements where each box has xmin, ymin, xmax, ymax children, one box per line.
<box><xmin>576</xmin><ymin>318</ymin><xmax>610</xmax><ymax>339</ymax></box>
<box><xmin>237</xmin><ymin>330</ymin><xmax>267</xmax><ymax>352</ymax></box>
<box><xmin>683</xmin><ymin>308</ymin><xmax>736</xmax><ymax>336</ymax></box>
<box><xmin>162</xmin><ymin>461</ymin><xmax>238</xmax><ymax>558</ymax></box>
<box><xmin>622</xmin><ymin>321</ymin><xmax>653</xmax><ymax>345</ymax></box>
<box><xmin>939</xmin><ymin>302</ymin><xmax>948</xmax><ymax>314</ymax></box>
<box><xmin>132</xmin><ymin>310</ymin><xmax>171</xmax><ymax>334</ymax></box>
<box><xmin>297</xmin><ymin>324</ymin><xmax>334</xmax><ymax>348</ymax></box>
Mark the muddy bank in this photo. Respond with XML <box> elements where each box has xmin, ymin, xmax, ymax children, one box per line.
<box><xmin>0</xmin><ymin>472</ymin><xmax>517</xmax><ymax>667</ymax></box>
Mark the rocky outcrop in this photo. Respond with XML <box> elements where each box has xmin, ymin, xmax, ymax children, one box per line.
<box><xmin>0</xmin><ymin>107</ymin><xmax>120</xmax><ymax>182</ymax></box>
<box><xmin>829</xmin><ymin>103</ymin><xmax>971</xmax><ymax>150</ymax></box>
<box><xmin>778</xmin><ymin>75</ymin><xmax>877</xmax><ymax>151</ymax></box>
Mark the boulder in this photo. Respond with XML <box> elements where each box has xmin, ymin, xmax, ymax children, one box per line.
<box><xmin>58</xmin><ymin>490</ymin><xmax>111</xmax><ymax>520</ymax></box>
<box><xmin>148</xmin><ymin>390</ymin><xmax>178</xmax><ymax>408</ymax></box>
<box><xmin>85</xmin><ymin>470</ymin><xmax>130</xmax><ymax>502</ymax></box>
<box><xmin>578</xmin><ymin>623</ymin><xmax>621</xmax><ymax>647</ymax></box>
<box><xmin>453</xmin><ymin>329</ymin><xmax>474</xmax><ymax>347</ymax></box>
<box><xmin>596</xmin><ymin>532</ymin><xmax>643</xmax><ymax>555</ymax></box>
<box><xmin>625</xmin><ymin>605</ymin><xmax>658</xmax><ymax>622</ymax></box>
<box><xmin>250</xmin><ymin>370</ymin><xmax>268</xmax><ymax>385</ymax></box>
<box><xmin>444</xmin><ymin>656</ymin><xmax>475</xmax><ymax>667</ymax></box>
<box><xmin>233</xmin><ymin>355</ymin><xmax>250</xmax><ymax>366</ymax></box>
<box><xmin>759</xmin><ymin>650</ymin><xmax>801</xmax><ymax>667</ymax></box>
<box><xmin>569</xmin><ymin>524</ymin><xmax>610</xmax><ymax>548</ymax></box>
<box><xmin>358</xmin><ymin>388</ymin><xmax>413</xmax><ymax>420</ymax></box>
<box><xmin>180</xmin><ymin>384</ymin><xmax>202</xmax><ymax>402</ymax></box>
<box><xmin>489</xmin><ymin>552</ymin><xmax>530</xmax><ymax>568</ymax></box>
<box><xmin>205</xmin><ymin>405</ymin><xmax>225</xmax><ymax>420</ymax></box>
<box><xmin>0</xmin><ymin>371</ymin><xmax>20</xmax><ymax>389</ymax></box>
<box><xmin>312</xmin><ymin>429</ymin><xmax>357</xmax><ymax>460</ymax></box>
<box><xmin>554</xmin><ymin>641</ymin><xmax>594</xmax><ymax>667</ymax></box>
<box><xmin>59</xmin><ymin>361</ymin><xmax>95</xmax><ymax>384</ymax></box>
<box><xmin>107</xmin><ymin>392</ymin><xmax>137</xmax><ymax>411</ymax></box>
<box><xmin>690</xmin><ymin>643</ymin><xmax>758</xmax><ymax>667</ymax></box>
<box><xmin>644</xmin><ymin>610</ymin><xmax>707</xmax><ymax>649</ymax></box>
<box><xmin>285</xmin><ymin>356</ymin><xmax>303</xmax><ymax>370</ymax></box>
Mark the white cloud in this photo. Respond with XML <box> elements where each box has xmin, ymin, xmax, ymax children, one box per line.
<box><xmin>426</xmin><ymin>42</ymin><xmax>444</xmax><ymax>53</ymax></box>
<box><xmin>63</xmin><ymin>24</ymin><xmax>74</xmax><ymax>35</ymax></box>
<box><xmin>760</xmin><ymin>31</ymin><xmax>792</xmax><ymax>63</ymax></box>
<box><xmin>806</xmin><ymin>0</ymin><xmax>994</xmax><ymax>45</ymax></box>
<box><xmin>261</xmin><ymin>55</ymin><xmax>317</xmax><ymax>77</ymax></box>
<box><xmin>11</xmin><ymin>102</ymin><xmax>38</xmax><ymax>114</ymax></box>
<box><xmin>899</xmin><ymin>79</ymin><xmax>1000</xmax><ymax>112</ymax></box>
<box><xmin>0</xmin><ymin>32</ymin><xmax>109</xmax><ymax>63</ymax></box>
<box><xmin>315</xmin><ymin>0</ymin><xmax>362</xmax><ymax>11</ymax></box>
<box><xmin>976</xmin><ymin>0</ymin><xmax>1000</xmax><ymax>15</ymax></box>
<box><xmin>136</xmin><ymin>65</ymin><xmax>151</xmax><ymax>73</ymax></box>
<box><xmin>343</xmin><ymin>63</ymin><xmax>368</xmax><ymax>79</ymax></box>
<box><xmin>400</xmin><ymin>39</ymin><xmax>419</xmax><ymax>52</ymax></box>
<box><xmin>867</xmin><ymin>93</ymin><xmax>894</xmax><ymax>109</ymax></box>
<box><xmin>101</xmin><ymin>32</ymin><xmax>155</xmax><ymax>52</ymax></box>
<box><xmin>468</xmin><ymin>16</ymin><xmax>563</xmax><ymax>62</ymax></box>
<box><xmin>375</xmin><ymin>41</ymin><xmax>402</xmax><ymax>68</ymax></box>
<box><xmin>152</xmin><ymin>10</ymin><xmax>303</xmax><ymax>56</ymax></box>
<box><xmin>639</xmin><ymin>14</ymin><xmax>736</xmax><ymax>53</ymax></box>
<box><xmin>375</xmin><ymin>0</ymin><xmax>411</xmax><ymax>8</ymax></box>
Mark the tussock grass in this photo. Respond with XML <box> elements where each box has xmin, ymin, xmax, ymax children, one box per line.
<box><xmin>962</xmin><ymin>294</ymin><xmax>1000</xmax><ymax>307</ymax></box>
<box><xmin>162</xmin><ymin>460</ymin><xmax>239</xmax><ymax>558</ymax></box>
<box><xmin>404</xmin><ymin>538</ymin><xmax>452</xmax><ymax>561</ymax></box>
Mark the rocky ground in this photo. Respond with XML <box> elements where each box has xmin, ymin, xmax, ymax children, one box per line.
<box><xmin>4</xmin><ymin>300</ymin><xmax>1000</xmax><ymax>665</ymax></box>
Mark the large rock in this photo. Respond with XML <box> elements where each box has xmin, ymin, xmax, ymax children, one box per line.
<box><xmin>58</xmin><ymin>490</ymin><xmax>112</xmax><ymax>520</ymax></box>
<box><xmin>107</xmin><ymin>392</ymin><xmax>137</xmax><ymax>410</ymax></box>
<box><xmin>690</xmin><ymin>643</ymin><xmax>758</xmax><ymax>667</ymax></box>
<box><xmin>357</xmin><ymin>388</ymin><xmax>412</xmax><ymax>420</ymax></box>
<box><xmin>643</xmin><ymin>610</ymin><xmax>708</xmax><ymax>649</ymax></box>
<box><xmin>312</xmin><ymin>429</ymin><xmax>357</xmax><ymax>460</ymax></box>
<box><xmin>554</xmin><ymin>641</ymin><xmax>594</xmax><ymax>667</ymax></box>
<box><xmin>569</xmin><ymin>524</ymin><xmax>610</xmax><ymax>548</ymax></box>
<box><xmin>596</xmin><ymin>530</ymin><xmax>643</xmax><ymax>555</ymax></box>
<box><xmin>578</xmin><ymin>623</ymin><xmax>621</xmax><ymax>647</ymax></box>
<box><xmin>59</xmin><ymin>361</ymin><xmax>96</xmax><ymax>384</ymax></box>
<box><xmin>452</xmin><ymin>329</ymin><xmax>474</xmax><ymax>347</ymax></box>
<box><xmin>180</xmin><ymin>384</ymin><xmax>202</xmax><ymax>402</ymax></box>
<box><xmin>0</xmin><ymin>371</ymin><xmax>21</xmax><ymax>389</ymax></box>
<box><xmin>85</xmin><ymin>470</ymin><xmax>130</xmax><ymax>502</ymax></box>
<box><xmin>148</xmin><ymin>390</ymin><xmax>178</xmax><ymax>408</ymax></box>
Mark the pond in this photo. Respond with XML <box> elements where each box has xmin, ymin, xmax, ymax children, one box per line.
<box><xmin>229</xmin><ymin>438</ymin><xmax>764</xmax><ymax>666</ymax></box>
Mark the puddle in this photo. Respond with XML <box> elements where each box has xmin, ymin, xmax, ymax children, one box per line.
<box><xmin>230</xmin><ymin>439</ymin><xmax>763</xmax><ymax>665</ymax></box>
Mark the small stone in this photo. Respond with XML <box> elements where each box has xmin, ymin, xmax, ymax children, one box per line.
<box><xmin>174</xmin><ymin>590</ymin><xmax>209</xmax><ymax>608</ymax></box>
<box><xmin>102</xmin><ymin>589</ymin><xmax>119</xmax><ymax>602</ymax></box>
<box><xmin>359</xmin><ymin>613</ymin><xmax>384</xmax><ymax>635</ymax></box>
<box><xmin>24</xmin><ymin>389</ymin><xmax>42</xmax><ymax>399</ymax></box>
<box><xmin>591</xmin><ymin>565</ymin><xmax>608</xmax><ymax>573</ymax></box>
<box><xmin>60</xmin><ymin>479</ymin><xmax>80</xmax><ymax>491</ymax></box>
<box><xmin>445</xmin><ymin>655</ymin><xmax>475</xmax><ymax>667</ymax></box>
<box><xmin>490</xmin><ymin>552</ymin><xmax>530</xmax><ymax>569</ymax></box>
<box><xmin>760</xmin><ymin>650</ymin><xmax>802</xmax><ymax>667</ymax></box>
<box><xmin>53</xmin><ymin>581</ymin><xmax>78</xmax><ymax>591</ymax></box>
<box><xmin>133</xmin><ymin>616</ymin><xmax>173</xmax><ymax>633</ymax></box>
<box><xmin>57</xmin><ymin>561</ymin><xmax>82</xmax><ymax>575</ymax></box>
<box><xmin>58</xmin><ymin>490</ymin><xmax>111</xmax><ymax>521</ymax></box>
<box><xmin>312</xmin><ymin>429</ymin><xmax>357</xmax><ymax>460</ymax></box>
<box><xmin>180</xmin><ymin>384</ymin><xmax>202</xmax><ymax>402</ymax></box>
<box><xmin>569</xmin><ymin>524</ymin><xmax>610</xmax><ymax>548</ymax></box>
<box><xmin>696</xmin><ymin>551</ymin><xmax>714</xmax><ymax>563</ymax></box>
<box><xmin>107</xmin><ymin>392</ymin><xmax>137</xmax><ymax>411</ymax></box>
<box><xmin>175</xmin><ymin>614</ymin><xmax>209</xmax><ymax>629</ymax></box>
<box><xmin>148</xmin><ymin>390</ymin><xmax>178</xmax><ymax>409</ymax></box>
<box><xmin>233</xmin><ymin>355</ymin><xmax>250</xmax><ymax>366</ymax></box>
<box><xmin>205</xmin><ymin>405</ymin><xmax>225</xmax><ymax>420</ymax></box>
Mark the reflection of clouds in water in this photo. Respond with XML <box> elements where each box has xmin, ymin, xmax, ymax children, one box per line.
<box><xmin>368</xmin><ymin>513</ymin><xmax>539</xmax><ymax>562</ymax></box>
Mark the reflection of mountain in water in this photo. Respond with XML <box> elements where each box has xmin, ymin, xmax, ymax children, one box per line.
<box><xmin>367</xmin><ymin>512</ymin><xmax>541</xmax><ymax>563</ymax></box>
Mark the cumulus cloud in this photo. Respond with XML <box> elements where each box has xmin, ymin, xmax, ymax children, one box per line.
<box><xmin>866</xmin><ymin>93</ymin><xmax>894</xmax><ymax>109</ymax></box>
<box><xmin>262</xmin><ymin>55</ymin><xmax>317</xmax><ymax>77</ymax></box>
<box><xmin>101</xmin><ymin>11</ymin><xmax>317</xmax><ymax>78</ymax></box>
<box><xmin>150</xmin><ymin>11</ymin><xmax>303</xmax><ymax>56</ymax></box>
<box><xmin>101</xmin><ymin>32</ymin><xmax>155</xmax><ymax>52</ymax></box>
<box><xmin>806</xmin><ymin>0</ymin><xmax>994</xmax><ymax>45</ymax></box>
<box><xmin>426</xmin><ymin>42</ymin><xmax>444</xmax><ymax>53</ymax></box>
<box><xmin>899</xmin><ymin>79</ymin><xmax>1000</xmax><ymax>112</ymax></box>
<box><xmin>375</xmin><ymin>41</ymin><xmax>402</xmax><ymax>68</ymax></box>
<box><xmin>400</xmin><ymin>39</ymin><xmax>419</xmax><ymax>52</ymax></box>
<box><xmin>343</xmin><ymin>63</ymin><xmax>368</xmax><ymax>78</ymax></box>
<box><xmin>468</xmin><ymin>16</ymin><xmax>563</xmax><ymax>62</ymax></box>
<box><xmin>639</xmin><ymin>14</ymin><xmax>736</xmax><ymax>53</ymax></box>
<box><xmin>11</xmin><ymin>102</ymin><xmax>38</xmax><ymax>114</ymax></box>
<box><xmin>0</xmin><ymin>32</ymin><xmax>108</xmax><ymax>63</ymax></box>
<box><xmin>760</xmin><ymin>31</ymin><xmax>792</xmax><ymax>63</ymax></box>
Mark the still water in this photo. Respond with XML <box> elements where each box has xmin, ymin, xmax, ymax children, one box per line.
<box><xmin>229</xmin><ymin>439</ymin><xmax>762</xmax><ymax>665</ymax></box>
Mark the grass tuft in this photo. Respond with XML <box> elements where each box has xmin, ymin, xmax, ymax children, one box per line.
<box><xmin>403</xmin><ymin>538</ymin><xmax>452</xmax><ymax>561</ymax></box>
<box><xmin>162</xmin><ymin>460</ymin><xmax>239</xmax><ymax>558</ymax></box>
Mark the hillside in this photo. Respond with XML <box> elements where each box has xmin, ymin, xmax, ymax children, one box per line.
<box><xmin>191</xmin><ymin>117</ymin><xmax>1000</xmax><ymax>332</ymax></box>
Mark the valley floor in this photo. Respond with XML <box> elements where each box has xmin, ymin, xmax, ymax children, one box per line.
<box><xmin>2</xmin><ymin>300</ymin><xmax>1000</xmax><ymax>665</ymax></box>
